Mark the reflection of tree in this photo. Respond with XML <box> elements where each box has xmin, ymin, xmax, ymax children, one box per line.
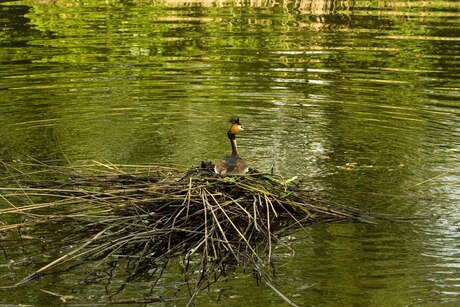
<box><xmin>2</xmin><ymin>0</ymin><xmax>455</xmax><ymax>170</ymax></box>
<box><xmin>0</xmin><ymin>4</ymin><xmax>33</xmax><ymax>49</ymax></box>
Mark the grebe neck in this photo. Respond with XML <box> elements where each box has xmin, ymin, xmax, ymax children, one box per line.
<box><xmin>228</xmin><ymin>130</ymin><xmax>239</xmax><ymax>156</ymax></box>
<box><xmin>231</xmin><ymin>138</ymin><xmax>239</xmax><ymax>156</ymax></box>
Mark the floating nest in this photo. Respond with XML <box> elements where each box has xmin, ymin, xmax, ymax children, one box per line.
<box><xmin>0</xmin><ymin>160</ymin><xmax>376</xmax><ymax>305</ymax></box>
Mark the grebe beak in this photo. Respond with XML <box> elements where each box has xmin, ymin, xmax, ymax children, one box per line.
<box><xmin>238</xmin><ymin>124</ymin><xmax>245</xmax><ymax>131</ymax></box>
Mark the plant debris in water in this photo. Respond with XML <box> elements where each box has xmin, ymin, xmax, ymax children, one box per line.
<box><xmin>0</xmin><ymin>159</ymin><xmax>376</xmax><ymax>305</ymax></box>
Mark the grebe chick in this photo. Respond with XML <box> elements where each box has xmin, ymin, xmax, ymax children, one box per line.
<box><xmin>214</xmin><ymin>118</ymin><xmax>249</xmax><ymax>176</ymax></box>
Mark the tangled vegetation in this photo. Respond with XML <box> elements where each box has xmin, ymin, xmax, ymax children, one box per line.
<box><xmin>0</xmin><ymin>160</ymin><xmax>377</xmax><ymax>305</ymax></box>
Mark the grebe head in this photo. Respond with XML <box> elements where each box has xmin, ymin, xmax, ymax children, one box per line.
<box><xmin>228</xmin><ymin>117</ymin><xmax>244</xmax><ymax>138</ymax></box>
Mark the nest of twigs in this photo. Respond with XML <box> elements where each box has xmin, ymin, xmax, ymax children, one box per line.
<box><xmin>0</xmin><ymin>160</ymin><xmax>373</xmax><ymax>305</ymax></box>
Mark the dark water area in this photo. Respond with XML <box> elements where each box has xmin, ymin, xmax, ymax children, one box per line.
<box><xmin>1</xmin><ymin>0</ymin><xmax>459</xmax><ymax>305</ymax></box>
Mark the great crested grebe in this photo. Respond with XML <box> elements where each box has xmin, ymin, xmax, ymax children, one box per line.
<box><xmin>214</xmin><ymin>118</ymin><xmax>249</xmax><ymax>176</ymax></box>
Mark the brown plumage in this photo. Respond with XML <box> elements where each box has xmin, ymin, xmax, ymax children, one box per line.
<box><xmin>214</xmin><ymin>118</ymin><xmax>249</xmax><ymax>176</ymax></box>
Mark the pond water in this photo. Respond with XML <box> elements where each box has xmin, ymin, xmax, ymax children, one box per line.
<box><xmin>1</xmin><ymin>0</ymin><xmax>459</xmax><ymax>305</ymax></box>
